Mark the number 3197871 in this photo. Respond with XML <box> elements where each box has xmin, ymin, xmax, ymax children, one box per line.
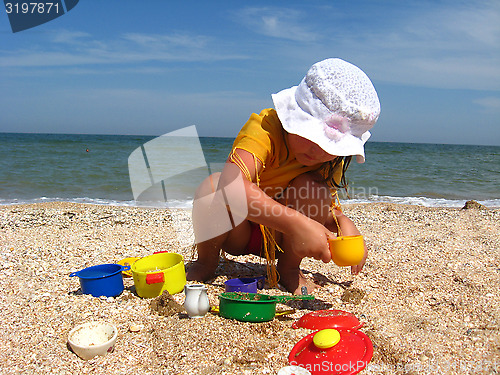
<box><xmin>5</xmin><ymin>2</ymin><xmax>60</xmax><ymax>14</ymax></box>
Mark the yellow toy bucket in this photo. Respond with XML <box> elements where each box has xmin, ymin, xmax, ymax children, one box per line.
<box><xmin>131</xmin><ymin>252</ymin><xmax>186</xmax><ymax>298</ymax></box>
<box><xmin>328</xmin><ymin>235</ymin><xmax>365</xmax><ymax>267</ymax></box>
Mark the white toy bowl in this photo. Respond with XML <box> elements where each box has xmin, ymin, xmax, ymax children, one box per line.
<box><xmin>68</xmin><ymin>322</ymin><xmax>118</xmax><ymax>360</ymax></box>
<box><xmin>278</xmin><ymin>366</ymin><xmax>312</xmax><ymax>375</ymax></box>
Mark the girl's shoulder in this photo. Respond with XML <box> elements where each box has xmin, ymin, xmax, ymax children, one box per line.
<box><xmin>256</xmin><ymin>108</ymin><xmax>286</xmax><ymax>143</ymax></box>
<box><xmin>232</xmin><ymin>108</ymin><xmax>287</xmax><ymax>167</ymax></box>
<box><xmin>252</xmin><ymin>108</ymin><xmax>282</xmax><ymax>132</ymax></box>
<box><xmin>236</xmin><ymin>108</ymin><xmax>284</xmax><ymax>146</ymax></box>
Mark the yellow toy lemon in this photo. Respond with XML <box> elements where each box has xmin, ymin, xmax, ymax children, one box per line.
<box><xmin>313</xmin><ymin>329</ymin><xmax>341</xmax><ymax>349</ymax></box>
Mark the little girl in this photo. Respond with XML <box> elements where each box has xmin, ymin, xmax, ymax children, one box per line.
<box><xmin>187</xmin><ymin>58</ymin><xmax>380</xmax><ymax>294</ymax></box>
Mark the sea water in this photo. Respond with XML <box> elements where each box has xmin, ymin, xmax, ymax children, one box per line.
<box><xmin>0</xmin><ymin>132</ymin><xmax>498</xmax><ymax>208</ymax></box>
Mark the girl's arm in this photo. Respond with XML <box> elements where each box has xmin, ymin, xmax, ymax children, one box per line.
<box><xmin>219</xmin><ymin>148</ymin><xmax>332</xmax><ymax>263</ymax></box>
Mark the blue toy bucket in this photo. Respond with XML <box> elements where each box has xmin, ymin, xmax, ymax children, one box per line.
<box><xmin>224</xmin><ymin>276</ymin><xmax>265</xmax><ymax>293</ymax></box>
<box><xmin>70</xmin><ymin>264</ymin><xmax>130</xmax><ymax>297</ymax></box>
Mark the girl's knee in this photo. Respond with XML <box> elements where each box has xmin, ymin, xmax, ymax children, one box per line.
<box><xmin>286</xmin><ymin>172</ymin><xmax>330</xmax><ymax>203</ymax></box>
<box><xmin>282</xmin><ymin>172</ymin><xmax>331</xmax><ymax>222</ymax></box>
<box><xmin>194</xmin><ymin>172</ymin><xmax>221</xmax><ymax>198</ymax></box>
<box><xmin>192</xmin><ymin>172</ymin><xmax>230</xmax><ymax>243</ymax></box>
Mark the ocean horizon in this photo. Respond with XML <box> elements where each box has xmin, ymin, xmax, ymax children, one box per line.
<box><xmin>1</xmin><ymin>132</ymin><xmax>499</xmax><ymax>208</ymax></box>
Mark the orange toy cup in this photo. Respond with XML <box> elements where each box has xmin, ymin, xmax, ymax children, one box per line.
<box><xmin>328</xmin><ymin>235</ymin><xmax>365</xmax><ymax>267</ymax></box>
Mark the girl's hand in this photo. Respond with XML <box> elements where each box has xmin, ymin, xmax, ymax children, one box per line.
<box><xmin>351</xmin><ymin>244</ymin><xmax>367</xmax><ymax>275</ymax></box>
<box><xmin>288</xmin><ymin>216</ymin><xmax>333</xmax><ymax>263</ymax></box>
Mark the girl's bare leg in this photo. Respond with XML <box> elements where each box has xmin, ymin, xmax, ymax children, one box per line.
<box><xmin>186</xmin><ymin>234</ymin><xmax>225</xmax><ymax>282</ymax></box>
<box><xmin>186</xmin><ymin>173</ymin><xmax>252</xmax><ymax>281</ymax></box>
<box><xmin>187</xmin><ymin>221</ymin><xmax>253</xmax><ymax>281</ymax></box>
<box><xmin>277</xmin><ymin>173</ymin><xmax>331</xmax><ymax>294</ymax></box>
<box><xmin>276</xmin><ymin>246</ymin><xmax>319</xmax><ymax>295</ymax></box>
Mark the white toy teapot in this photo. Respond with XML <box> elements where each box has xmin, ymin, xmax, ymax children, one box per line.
<box><xmin>183</xmin><ymin>284</ymin><xmax>210</xmax><ymax>318</ymax></box>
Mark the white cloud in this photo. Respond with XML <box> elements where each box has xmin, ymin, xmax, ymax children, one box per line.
<box><xmin>122</xmin><ymin>33</ymin><xmax>210</xmax><ymax>49</ymax></box>
<box><xmin>235</xmin><ymin>7</ymin><xmax>318</xmax><ymax>42</ymax></box>
<box><xmin>337</xmin><ymin>1</ymin><xmax>500</xmax><ymax>90</ymax></box>
<box><xmin>1</xmin><ymin>2</ymin><xmax>499</xmax><ymax>93</ymax></box>
<box><xmin>51</xmin><ymin>30</ymin><xmax>92</xmax><ymax>44</ymax></box>
<box><xmin>375</xmin><ymin>3</ymin><xmax>500</xmax><ymax>90</ymax></box>
<box><xmin>0</xmin><ymin>30</ymin><xmax>248</xmax><ymax>68</ymax></box>
<box><xmin>443</xmin><ymin>1</ymin><xmax>500</xmax><ymax>48</ymax></box>
<box><xmin>228</xmin><ymin>2</ymin><xmax>500</xmax><ymax>91</ymax></box>
<box><xmin>474</xmin><ymin>96</ymin><xmax>500</xmax><ymax>110</ymax></box>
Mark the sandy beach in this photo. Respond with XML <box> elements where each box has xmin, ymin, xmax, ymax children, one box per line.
<box><xmin>0</xmin><ymin>202</ymin><xmax>499</xmax><ymax>374</ymax></box>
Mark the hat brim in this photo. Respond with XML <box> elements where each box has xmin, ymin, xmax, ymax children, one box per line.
<box><xmin>272</xmin><ymin>86</ymin><xmax>370</xmax><ymax>163</ymax></box>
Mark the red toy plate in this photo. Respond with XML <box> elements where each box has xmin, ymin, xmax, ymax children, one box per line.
<box><xmin>292</xmin><ymin>310</ymin><xmax>363</xmax><ymax>330</ymax></box>
<box><xmin>288</xmin><ymin>329</ymin><xmax>373</xmax><ymax>375</ymax></box>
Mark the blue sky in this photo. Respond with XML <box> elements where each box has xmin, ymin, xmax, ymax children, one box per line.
<box><xmin>1</xmin><ymin>0</ymin><xmax>499</xmax><ymax>146</ymax></box>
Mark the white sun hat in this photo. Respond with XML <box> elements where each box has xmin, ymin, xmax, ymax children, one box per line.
<box><xmin>271</xmin><ymin>58</ymin><xmax>380</xmax><ymax>163</ymax></box>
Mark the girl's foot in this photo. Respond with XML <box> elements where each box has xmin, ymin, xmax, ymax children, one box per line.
<box><xmin>186</xmin><ymin>260</ymin><xmax>216</xmax><ymax>282</ymax></box>
<box><xmin>277</xmin><ymin>266</ymin><xmax>320</xmax><ymax>295</ymax></box>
